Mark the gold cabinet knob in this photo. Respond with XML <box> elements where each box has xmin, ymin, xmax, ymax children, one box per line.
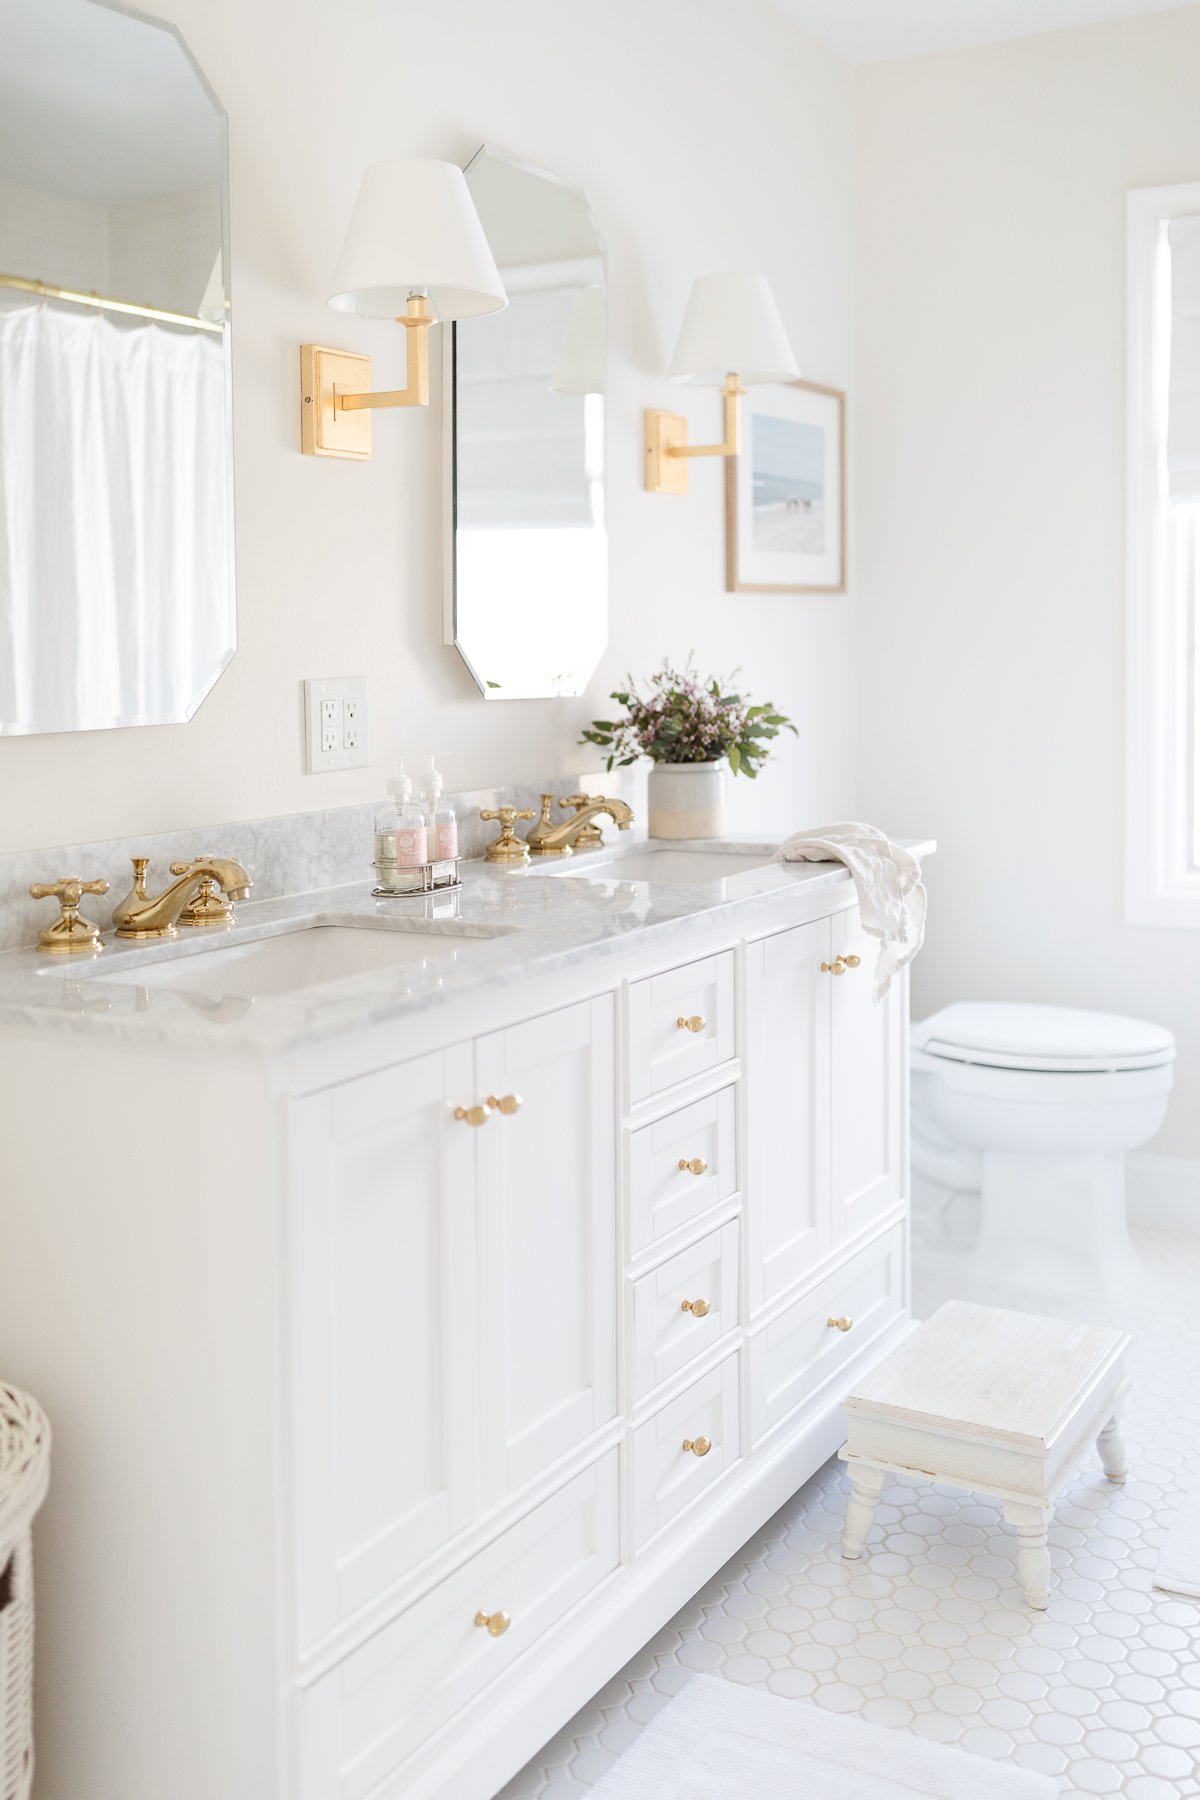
<box><xmin>677</xmin><ymin>1157</ymin><xmax>708</xmax><ymax>1176</ymax></box>
<box><xmin>820</xmin><ymin>954</ymin><xmax>862</xmax><ymax>976</ymax></box>
<box><xmin>681</xmin><ymin>1298</ymin><xmax>710</xmax><ymax>1317</ymax></box>
<box><xmin>682</xmin><ymin>1436</ymin><xmax>712</xmax><ymax>1457</ymax></box>
<box><xmin>454</xmin><ymin>1103</ymin><xmax>491</xmax><ymax>1127</ymax></box>
<box><xmin>485</xmin><ymin>1093</ymin><xmax>522</xmax><ymax>1116</ymax></box>
<box><xmin>675</xmin><ymin>1014</ymin><xmax>706</xmax><ymax>1034</ymax></box>
<box><xmin>474</xmin><ymin>1609</ymin><xmax>511</xmax><ymax>1637</ymax></box>
<box><xmin>827</xmin><ymin>1315</ymin><xmax>853</xmax><ymax>1332</ymax></box>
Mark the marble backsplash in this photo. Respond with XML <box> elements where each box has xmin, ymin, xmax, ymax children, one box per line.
<box><xmin>0</xmin><ymin>774</ymin><xmax>634</xmax><ymax>955</ymax></box>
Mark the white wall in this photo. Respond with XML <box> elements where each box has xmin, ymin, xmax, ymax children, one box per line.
<box><xmin>855</xmin><ymin>6</ymin><xmax>1200</xmax><ymax>1158</ymax></box>
<box><xmin>0</xmin><ymin>0</ymin><xmax>858</xmax><ymax>854</ymax></box>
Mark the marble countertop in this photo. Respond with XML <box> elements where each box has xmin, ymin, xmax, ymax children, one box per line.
<box><xmin>0</xmin><ymin>835</ymin><xmax>935</xmax><ymax>1058</ymax></box>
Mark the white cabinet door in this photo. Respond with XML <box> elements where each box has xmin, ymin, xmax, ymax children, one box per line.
<box><xmin>745</xmin><ymin>921</ymin><xmax>831</xmax><ymax>1314</ymax></box>
<box><xmin>748</xmin><ymin>1223</ymin><xmax>906</xmax><ymax>1445</ymax></box>
<box><xmin>631</xmin><ymin>1220</ymin><xmax>739</xmax><ymax>1402</ymax></box>
<box><xmin>629</xmin><ymin>1085</ymin><xmax>737</xmax><ymax>1257</ymax></box>
<box><xmin>475</xmin><ymin>996</ymin><xmax>617</xmax><ymax>1504</ymax></box>
<box><xmin>628</xmin><ymin>952</ymin><xmax>735</xmax><ymax>1102</ymax></box>
<box><xmin>631</xmin><ymin>1353</ymin><xmax>741</xmax><ymax>1551</ymax></box>
<box><xmin>299</xmin><ymin>1452</ymin><xmax>620</xmax><ymax>1800</ymax></box>
<box><xmin>289</xmin><ymin>1044</ymin><xmax>479</xmax><ymax>1650</ymax></box>
<box><xmin>829</xmin><ymin>909</ymin><xmax>903</xmax><ymax>1245</ymax></box>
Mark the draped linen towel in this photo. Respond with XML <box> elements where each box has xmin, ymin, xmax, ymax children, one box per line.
<box><xmin>775</xmin><ymin>821</ymin><xmax>927</xmax><ymax>1001</ymax></box>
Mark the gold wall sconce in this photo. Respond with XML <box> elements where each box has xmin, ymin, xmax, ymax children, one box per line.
<box><xmin>301</xmin><ymin>158</ymin><xmax>507</xmax><ymax>460</ymax></box>
<box><xmin>644</xmin><ymin>273</ymin><xmax>799</xmax><ymax>494</ymax></box>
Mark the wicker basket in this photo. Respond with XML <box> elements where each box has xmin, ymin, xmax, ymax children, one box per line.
<box><xmin>0</xmin><ymin>1385</ymin><xmax>50</xmax><ymax>1800</ymax></box>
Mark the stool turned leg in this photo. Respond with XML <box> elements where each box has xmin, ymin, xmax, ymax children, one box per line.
<box><xmin>1003</xmin><ymin>1500</ymin><xmax>1052</xmax><ymax>1609</ymax></box>
<box><xmin>1097</xmin><ymin>1413</ymin><xmax>1127</xmax><ymax>1482</ymax></box>
<box><xmin>842</xmin><ymin>1465</ymin><xmax>886</xmax><ymax>1561</ymax></box>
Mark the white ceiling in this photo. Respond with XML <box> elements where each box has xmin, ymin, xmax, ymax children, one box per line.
<box><xmin>766</xmin><ymin>0</ymin><xmax>1200</xmax><ymax>63</ymax></box>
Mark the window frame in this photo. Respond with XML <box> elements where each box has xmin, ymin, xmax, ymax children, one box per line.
<box><xmin>1126</xmin><ymin>182</ymin><xmax>1200</xmax><ymax>927</ymax></box>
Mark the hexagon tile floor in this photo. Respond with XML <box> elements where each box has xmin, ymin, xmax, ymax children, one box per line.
<box><xmin>499</xmin><ymin>1227</ymin><xmax>1200</xmax><ymax>1799</ymax></box>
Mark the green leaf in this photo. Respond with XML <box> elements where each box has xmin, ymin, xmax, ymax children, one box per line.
<box><xmin>728</xmin><ymin>745</ymin><xmax>741</xmax><ymax>776</ymax></box>
<box><xmin>486</xmin><ymin>680</ymin><xmax>502</xmax><ymax>689</ymax></box>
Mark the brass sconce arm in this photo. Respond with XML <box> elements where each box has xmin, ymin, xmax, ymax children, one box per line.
<box><xmin>666</xmin><ymin>375</ymin><xmax>745</xmax><ymax>459</ymax></box>
<box><xmin>301</xmin><ymin>297</ymin><xmax>434</xmax><ymax>458</ymax></box>
<box><xmin>644</xmin><ymin>375</ymin><xmax>745</xmax><ymax>495</ymax></box>
<box><xmin>333</xmin><ymin>294</ymin><xmax>432</xmax><ymax>412</ymax></box>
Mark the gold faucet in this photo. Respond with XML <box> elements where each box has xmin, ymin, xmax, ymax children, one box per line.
<box><xmin>112</xmin><ymin>854</ymin><xmax>252</xmax><ymax>940</ymax></box>
<box><xmin>525</xmin><ymin>792</ymin><xmax>634</xmax><ymax>857</ymax></box>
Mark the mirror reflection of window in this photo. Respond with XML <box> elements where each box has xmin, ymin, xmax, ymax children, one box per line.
<box><xmin>448</xmin><ymin>147</ymin><xmax>607</xmax><ymax>700</ymax></box>
<box><xmin>0</xmin><ymin>0</ymin><xmax>233</xmax><ymax>735</ymax></box>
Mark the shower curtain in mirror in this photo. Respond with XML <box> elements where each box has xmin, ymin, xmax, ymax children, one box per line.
<box><xmin>0</xmin><ymin>301</ymin><xmax>233</xmax><ymax>732</ymax></box>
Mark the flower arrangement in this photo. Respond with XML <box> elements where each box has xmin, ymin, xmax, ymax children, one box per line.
<box><xmin>581</xmin><ymin>660</ymin><xmax>796</xmax><ymax>779</ymax></box>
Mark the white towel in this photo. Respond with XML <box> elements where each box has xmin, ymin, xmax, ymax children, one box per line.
<box><xmin>776</xmin><ymin>821</ymin><xmax>927</xmax><ymax>1001</ymax></box>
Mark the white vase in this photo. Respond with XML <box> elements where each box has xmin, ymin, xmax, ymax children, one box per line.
<box><xmin>648</xmin><ymin>762</ymin><xmax>728</xmax><ymax>840</ymax></box>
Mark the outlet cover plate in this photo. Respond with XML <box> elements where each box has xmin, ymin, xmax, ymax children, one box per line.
<box><xmin>304</xmin><ymin>677</ymin><xmax>369</xmax><ymax>773</ymax></box>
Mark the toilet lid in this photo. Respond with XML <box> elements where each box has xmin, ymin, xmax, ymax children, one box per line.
<box><xmin>914</xmin><ymin>1002</ymin><xmax>1175</xmax><ymax>1073</ymax></box>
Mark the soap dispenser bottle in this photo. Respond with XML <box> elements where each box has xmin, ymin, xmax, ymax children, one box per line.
<box><xmin>374</xmin><ymin>760</ymin><xmax>428</xmax><ymax>893</ymax></box>
<box><xmin>417</xmin><ymin>755</ymin><xmax>458</xmax><ymax>863</ymax></box>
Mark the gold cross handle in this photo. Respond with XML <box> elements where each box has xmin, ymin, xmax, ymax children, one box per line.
<box><xmin>29</xmin><ymin>877</ymin><xmax>110</xmax><ymax>955</ymax></box>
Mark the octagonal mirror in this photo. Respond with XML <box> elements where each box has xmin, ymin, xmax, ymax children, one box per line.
<box><xmin>443</xmin><ymin>145</ymin><xmax>607</xmax><ymax>699</ymax></box>
<box><xmin>0</xmin><ymin>0</ymin><xmax>234</xmax><ymax>735</ymax></box>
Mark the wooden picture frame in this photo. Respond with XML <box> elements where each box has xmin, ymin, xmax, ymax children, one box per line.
<box><xmin>725</xmin><ymin>378</ymin><xmax>846</xmax><ymax>594</ymax></box>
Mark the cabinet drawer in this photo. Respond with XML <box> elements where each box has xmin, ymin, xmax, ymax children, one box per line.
<box><xmin>749</xmin><ymin>1224</ymin><xmax>905</xmax><ymax>1445</ymax></box>
<box><xmin>300</xmin><ymin>1451</ymin><xmax>619</xmax><ymax>1800</ymax></box>
<box><xmin>632</xmin><ymin>1221</ymin><xmax>739</xmax><ymax>1402</ymax></box>
<box><xmin>632</xmin><ymin>1354</ymin><xmax>740</xmax><ymax>1551</ymax></box>
<box><xmin>628</xmin><ymin>952</ymin><xmax>735</xmax><ymax>1103</ymax></box>
<box><xmin>630</xmin><ymin>1085</ymin><xmax>737</xmax><ymax>1254</ymax></box>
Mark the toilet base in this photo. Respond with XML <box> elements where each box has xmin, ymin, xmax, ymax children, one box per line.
<box><xmin>973</xmin><ymin>1149</ymin><xmax>1141</xmax><ymax>1298</ymax></box>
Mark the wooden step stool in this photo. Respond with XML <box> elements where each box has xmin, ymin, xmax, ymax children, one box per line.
<box><xmin>838</xmin><ymin>1300</ymin><xmax>1130</xmax><ymax>1608</ymax></box>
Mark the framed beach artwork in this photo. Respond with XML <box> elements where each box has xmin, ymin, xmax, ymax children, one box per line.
<box><xmin>725</xmin><ymin>379</ymin><xmax>845</xmax><ymax>593</ymax></box>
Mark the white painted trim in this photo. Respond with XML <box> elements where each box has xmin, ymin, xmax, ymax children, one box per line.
<box><xmin>1127</xmin><ymin>1151</ymin><xmax>1200</xmax><ymax>1233</ymax></box>
<box><xmin>1126</xmin><ymin>183</ymin><xmax>1200</xmax><ymax>927</ymax></box>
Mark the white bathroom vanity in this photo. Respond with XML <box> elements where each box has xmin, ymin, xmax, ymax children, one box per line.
<box><xmin>0</xmin><ymin>835</ymin><xmax>930</xmax><ymax>1800</ymax></box>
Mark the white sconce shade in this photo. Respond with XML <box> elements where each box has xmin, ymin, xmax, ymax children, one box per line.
<box><xmin>327</xmin><ymin>159</ymin><xmax>508</xmax><ymax>322</ymax></box>
<box><xmin>667</xmin><ymin>273</ymin><xmax>799</xmax><ymax>387</ymax></box>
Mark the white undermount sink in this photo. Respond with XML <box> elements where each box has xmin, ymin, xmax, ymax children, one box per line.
<box><xmin>81</xmin><ymin>923</ymin><xmax>499</xmax><ymax>1002</ymax></box>
<box><xmin>538</xmin><ymin>846</ymin><xmax>774</xmax><ymax>884</ymax></box>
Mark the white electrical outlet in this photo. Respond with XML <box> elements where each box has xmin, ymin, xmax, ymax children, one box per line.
<box><xmin>343</xmin><ymin>697</ymin><xmax>362</xmax><ymax>752</ymax></box>
<box><xmin>304</xmin><ymin>677</ymin><xmax>369</xmax><ymax>773</ymax></box>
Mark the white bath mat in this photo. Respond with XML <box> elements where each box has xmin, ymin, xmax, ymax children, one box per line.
<box><xmin>1155</xmin><ymin>1485</ymin><xmax>1200</xmax><ymax>1598</ymax></box>
<box><xmin>588</xmin><ymin>1675</ymin><xmax>1058</xmax><ymax>1799</ymax></box>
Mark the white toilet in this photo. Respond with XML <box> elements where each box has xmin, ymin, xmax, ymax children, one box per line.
<box><xmin>911</xmin><ymin>1002</ymin><xmax>1174</xmax><ymax>1296</ymax></box>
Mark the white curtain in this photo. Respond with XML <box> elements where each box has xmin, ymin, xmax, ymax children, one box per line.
<box><xmin>0</xmin><ymin>302</ymin><xmax>233</xmax><ymax>732</ymax></box>
<box><xmin>1167</xmin><ymin>216</ymin><xmax>1200</xmax><ymax>503</ymax></box>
